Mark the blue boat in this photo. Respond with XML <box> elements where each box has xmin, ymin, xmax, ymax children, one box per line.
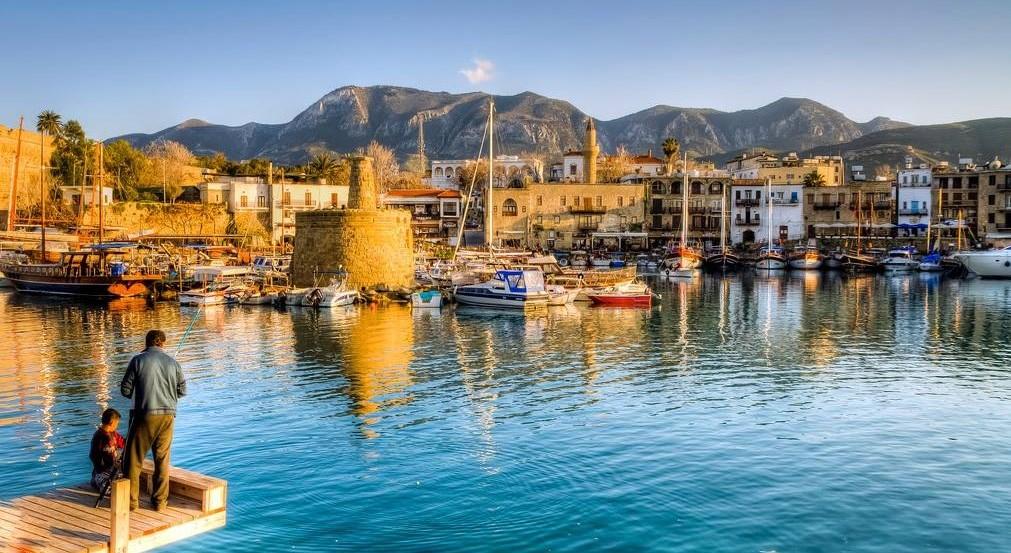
<box><xmin>454</xmin><ymin>270</ymin><xmax>550</xmax><ymax>309</ymax></box>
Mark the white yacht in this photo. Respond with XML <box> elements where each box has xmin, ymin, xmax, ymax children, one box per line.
<box><xmin>955</xmin><ymin>246</ymin><xmax>1011</xmax><ymax>278</ymax></box>
<box><xmin>454</xmin><ymin>269</ymin><xmax>550</xmax><ymax>309</ymax></box>
<box><xmin>302</xmin><ymin>277</ymin><xmax>357</xmax><ymax>307</ymax></box>
<box><xmin>879</xmin><ymin>247</ymin><xmax>919</xmax><ymax>272</ymax></box>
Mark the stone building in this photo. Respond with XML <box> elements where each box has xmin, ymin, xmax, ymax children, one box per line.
<box><xmin>935</xmin><ymin>156</ymin><xmax>1011</xmax><ymax>246</ymax></box>
<box><xmin>290</xmin><ymin>156</ymin><xmax>413</xmax><ymax>289</ymax></box>
<box><xmin>428</xmin><ymin>155</ymin><xmax>543</xmax><ymax>189</ymax></box>
<box><xmin>626</xmin><ymin>172</ymin><xmax>732</xmax><ymax>248</ymax></box>
<box><xmin>804</xmin><ymin>181</ymin><xmax>895</xmax><ymax>240</ymax></box>
<box><xmin>491</xmin><ymin>182</ymin><xmax>645</xmax><ymax>251</ymax></box>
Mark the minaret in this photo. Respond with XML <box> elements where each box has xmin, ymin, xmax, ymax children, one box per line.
<box><xmin>583</xmin><ymin>117</ymin><xmax>599</xmax><ymax>184</ymax></box>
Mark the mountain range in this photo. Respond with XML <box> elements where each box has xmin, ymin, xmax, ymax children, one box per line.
<box><xmin>112</xmin><ymin>85</ymin><xmax>1011</xmax><ymax>172</ymax></box>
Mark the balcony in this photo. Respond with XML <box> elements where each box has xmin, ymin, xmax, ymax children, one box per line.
<box><xmin>688</xmin><ymin>205</ymin><xmax>708</xmax><ymax>214</ymax></box>
<box><xmin>735</xmin><ymin>217</ymin><xmax>761</xmax><ymax>226</ymax></box>
<box><xmin>771</xmin><ymin>198</ymin><xmax>800</xmax><ymax>206</ymax></box>
<box><xmin>569</xmin><ymin>205</ymin><xmax>606</xmax><ymax>214</ymax></box>
<box><xmin>577</xmin><ymin>222</ymin><xmax>599</xmax><ymax>231</ymax></box>
<box><xmin>874</xmin><ymin>200</ymin><xmax>894</xmax><ymax>209</ymax></box>
<box><xmin>813</xmin><ymin>201</ymin><xmax>842</xmax><ymax>210</ymax></box>
<box><xmin>898</xmin><ymin>208</ymin><xmax>928</xmax><ymax>216</ymax></box>
<box><xmin>996</xmin><ymin>204</ymin><xmax>1011</xmax><ymax>212</ymax></box>
<box><xmin>998</xmin><ymin>182</ymin><xmax>1011</xmax><ymax>191</ymax></box>
<box><xmin>735</xmin><ymin>198</ymin><xmax>760</xmax><ymax>207</ymax></box>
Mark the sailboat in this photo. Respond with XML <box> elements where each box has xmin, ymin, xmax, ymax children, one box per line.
<box><xmin>842</xmin><ymin>190</ymin><xmax>878</xmax><ymax>272</ymax></box>
<box><xmin>662</xmin><ymin>152</ymin><xmax>701</xmax><ymax>276</ymax></box>
<box><xmin>918</xmin><ymin>186</ymin><xmax>943</xmax><ymax>272</ymax></box>
<box><xmin>755</xmin><ymin>178</ymin><xmax>786</xmax><ymax>270</ymax></box>
<box><xmin>703</xmin><ymin>182</ymin><xmax>740</xmax><ymax>271</ymax></box>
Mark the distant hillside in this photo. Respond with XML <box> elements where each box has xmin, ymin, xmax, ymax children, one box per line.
<box><xmin>802</xmin><ymin>118</ymin><xmax>1011</xmax><ymax>173</ymax></box>
<box><xmin>110</xmin><ymin>85</ymin><xmax>909</xmax><ymax>164</ymax></box>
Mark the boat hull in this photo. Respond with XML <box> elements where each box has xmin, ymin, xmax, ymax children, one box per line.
<box><xmin>704</xmin><ymin>254</ymin><xmax>741</xmax><ymax>271</ymax></box>
<box><xmin>755</xmin><ymin>256</ymin><xmax>787</xmax><ymax>270</ymax></box>
<box><xmin>880</xmin><ymin>259</ymin><xmax>918</xmax><ymax>272</ymax></box>
<box><xmin>788</xmin><ymin>257</ymin><xmax>823</xmax><ymax>270</ymax></box>
<box><xmin>588</xmin><ymin>294</ymin><xmax>652</xmax><ymax>307</ymax></box>
<box><xmin>455</xmin><ymin>289</ymin><xmax>549</xmax><ymax>309</ymax></box>
<box><xmin>411</xmin><ymin>290</ymin><xmax>443</xmax><ymax>308</ymax></box>
<box><xmin>4</xmin><ymin>274</ymin><xmax>156</xmax><ymax>298</ymax></box>
<box><xmin>956</xmin><ymin>252</ymin><xmax>1011</xmax><ymax>278</ymax></box>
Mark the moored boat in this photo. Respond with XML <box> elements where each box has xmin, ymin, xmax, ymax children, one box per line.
<box><xmin>586</xmin><ymin>280</ymin><xmax>654</xmax><ymax>307</ymax></box>
<box><xmin>788</xmin><ymin>247</ymin><xmax>823</xmax><ymax>270</ymax></box>
<box><xmin>411</xmin><ymin>288</ymin><xmax>443</xmax><ymax>308</ymax></box>
<box><xmin>455</xmin><ymin>269</ymin><xmax>550</xmax><ymax>309</ymax></box>
<box><xmin>954</xmin><ymin>246</ymin><xmax>1011</xmax><ymax>278</ymax></box>
<box><xmin>180</xmin><ymin>282</ymin><xmax>247</xmax><ymax>306</ymax></box>
<box><xmin>879</xmin><ymin>247</ymin><xmax>918</xmax><ymax>272</ymax></box>
<box><xmin>755</xmin><ymin>245</ymin><xmax>787</xmax><ymax>270</ymax></box>
<box><xmin>0</xmin><ymin>250</ymin><xmax>162</xmax><ymax>298</ymax></box>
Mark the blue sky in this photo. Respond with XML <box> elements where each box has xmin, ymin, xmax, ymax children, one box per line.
<box><xmin>2</xmin><ymin>0</ymin><xmax>1009</xmax><ymax>139</ymax></box>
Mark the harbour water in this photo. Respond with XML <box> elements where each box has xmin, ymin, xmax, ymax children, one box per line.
<box><xmin>2</xmin><ymin>272</ymin><xmax>1010</xmax><ymax>552</ymax></box>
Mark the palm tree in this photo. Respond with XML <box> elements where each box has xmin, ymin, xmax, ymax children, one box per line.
<box><xmin>802</xmin><ymin>170</ymin><xmax>826</xmax><ymax>187</ymax></box>
<box><xmin>308</xmin><ymin>150</ymin><xmax>339</xmax><ymax>177</ymax></box>
<box><xmin>36</xmin><ymin>110</ymin><xmax>62</xmax><ymax>141</ymax></box>
<box><xmin>662</xmin><ymin>137</ymin><xmax>680</xmax><ymax>175</ymax></box>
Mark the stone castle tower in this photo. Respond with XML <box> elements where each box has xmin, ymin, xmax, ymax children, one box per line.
<box><xmin>582</xmin><ymin>117</ymin><xmax>599</xmax><ymax>184</ymax></box>
<box><xmin>290</xmin><ymin>155</ymin><xmax>414</xmax><ymax>290</ymax></box>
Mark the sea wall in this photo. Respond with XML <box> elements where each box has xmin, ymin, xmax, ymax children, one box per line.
<box><xmin>289</xmin><ymin>209</ymin><xmax>414</xmax><ymax>289</ymax></box>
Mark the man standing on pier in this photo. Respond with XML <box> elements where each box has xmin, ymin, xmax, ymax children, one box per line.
<box><xmin>121</xmin><ymin>329</ymin><xmax>187</xmax><ymax>512</ymax></box>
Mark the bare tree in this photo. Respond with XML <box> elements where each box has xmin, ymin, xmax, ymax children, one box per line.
<box><xmin>597</xmin><ymin>145</ymin><xmax>634</xmax><ymax>183</ymax></box>
<box><xmin>365</xmin><ymin>141</ymin><xmax>400</xmax><ymax>193</ymax></box>
<box><xmin>144</xmin><ymin>140</ymin><xmax>196</xmax><ymax>201</ymax></box>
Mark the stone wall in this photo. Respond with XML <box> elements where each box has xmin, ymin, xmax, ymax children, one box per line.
<box><xmin>289</xmin><ymin>209</ymin><xmax>414</xmax><ymax>289</ymax></box>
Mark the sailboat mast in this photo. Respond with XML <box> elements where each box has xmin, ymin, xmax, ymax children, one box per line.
<box><xmin>98</xmin><ymin>142</ymin><xmax>105</xmax><ymax>245</ymax></box>
<box><xmin>40</xmin><ymin>128</ymin><xmax>47</xmax><ymax>257</ymax></box>
<box><xmin>856</xmin><ymin>190</ymin><xmax>862</xmax><ymax>255</ymax></box>
<box><xmin>7</xmin><ymin>116</ymin><xmax>24</xmax><ymax>232</ymax></box>
<box><xmin>766</xmin><ymin>178</ymin><xmax>772</xmax><ymax>246</ymax></box>
<box><xmin>925</xmin><ymin>185</ymin><xmax>933</xmax><ymax>252</ymax></box>
<box><xmin>486</xmin><ymin>98</ymin><xmax>494</xmax><ymax>250</ymax></box>
<box><xmin>681</xmin><ymin>152</ymin><xmax>688</xmax><ymax>247</ymax></box>
<box><xmin>934</xmin><ymin>184</ymin><xmax>942</xmax><ymax>252</ymax></box>
<box><xmin>720</xmin><ymin>185</ymin><xmax>726</xmax><ymax>253</ymax></box>
<box><xmin>957</xmin><ymin>208</ymin><xmax>964</xmax><ymax>251</ymax></box>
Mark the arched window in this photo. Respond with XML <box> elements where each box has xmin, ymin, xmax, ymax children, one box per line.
<box><xmin>651</xmin><ymin>181</ymin><xmax>666</xmax><ymax>194</ymax></box>
<box><xmin>691</xmin><ymin>181</ymin><xmax>704</xmax><ymax>195</ymax></box>
<box><xmin>445</xmin><ymin>167</ymin><xmax>455</xmax><ymax>178</ymax></box>
<box><xmin>502</xmin><ymin>198</ymin><xmax>518</xmax><ymax>216</ymax></box>
<box><xmin>434</xmin><ymin>167</ymin><xmax>444</xmax><ymax>177</ymax></box>
<box><xmin>710</xmin><ymin>182</ymin><xmax>723</xmax><ymax>194</ymax></box>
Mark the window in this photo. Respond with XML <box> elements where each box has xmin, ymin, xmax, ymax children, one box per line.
<box><xmin>630</xmin><ymin>196</ymin><xmax>635</xmax><ymax>206</ymax></box>
<box><xmin>305</xmin><ymin>191</ymin><xmax>312</xmax><ymax>206</ymax></box>
<box><xmin>595</xmin><ymin>196</ymin><xmax>602</xmax><ymax>207</ymax></box>
<box><xmin>618</xmin><ymin>197</ymin><xmax>623</xmax><ymax>207</ymax></box>
<box><xmin>553</xmin><ymin>215</ymin><xmax>560</xmax><ymax>224</ymax></box>
<box><xmin>990</xmin><ymin>175</ymin><xmax>997</xmax><ymax>186</ymax></box>
<box><xmin>283</xmin><ymin>191</ymin><xmax>291</xmax><ymax>206</ymax></box>
<box><xmin>536</xmin><ymin>216</ymin><xmax>543</xmax><ymax>224</ymax></box>
<box><xmin>989</xmin><ymin>213</ymin><xmax>996</xmax><ymax>223</ymax></box>
<box><xmin>258</xmin><ymin>195</ymin><xmax>267</xmax><ymax>207</ymax></box>
<box><xmin>502</xmin><ymin>199</ymin><xmax>518</xmax><ymax>216</ymax></box>
<box><xmin>560</xmin><ymin>196</ymin><xmax>566</xmax><ymax>206</ymax></box>
<box><xmin>989</xmin><ymin>195</ymin><xmax>996</xmax><ymax>206</ymax></box>
<box><xmin>240</xmin><ymin>195</ymin><xmax>248</xmax><ymax>208</ymax></box>
<box><xmin>569</xmin><ymin>164</ymin><xmax>577</xmax><ymax>176</ymax></box>
<box><xmin>536</xmin><ymin>195</ymin><xmax>542</xmax><ymax>206</ymax></box>
<box><xmin>331</xmin><ymin>193</ymin><xmax>339</xmax><ymax>207</ymax></box>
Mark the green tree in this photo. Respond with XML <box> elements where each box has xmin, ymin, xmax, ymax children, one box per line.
<box><xmin>802</xmin><ymin>171</ymin><xmax>826</xmax><ymax>187</ymax></box>
<box><xmin>51</xmin><ymin>120</ymin><xmax>95</xmax><ymax>189</ymax></box>
<box><xmin>662</xmin><ymin>137</ymin><xmax>680</xmax><ymax>175</ymax></box>
<box><xmin>103</xmin><ymin>140</ymin><xmax>149</xmax><ymax>200</ymax></box>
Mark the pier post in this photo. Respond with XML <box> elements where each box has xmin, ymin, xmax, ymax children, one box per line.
<box><xmin>109</xmin><ymin>478</ymin><xmax>130</xmax><ymax>553</ymax></box>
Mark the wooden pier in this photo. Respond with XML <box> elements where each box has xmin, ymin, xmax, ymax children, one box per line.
<box><xmin>0</xmin><ymin>461</ymin><xmax>226</xmax><ymax>553</ymax></box>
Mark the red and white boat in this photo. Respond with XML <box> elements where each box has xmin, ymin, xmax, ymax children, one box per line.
<box><xmin>586</xmin><ymin>281</ymin><xmax>654</xmax><ymax>307</ymax></box>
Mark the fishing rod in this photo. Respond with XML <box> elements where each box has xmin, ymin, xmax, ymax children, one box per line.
<box><xmin>95</xmin><ymin>306</ymin><xmax>203</xmax><ymax>507</ymax></box>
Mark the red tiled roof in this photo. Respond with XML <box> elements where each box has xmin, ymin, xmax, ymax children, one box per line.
<box><xmin>633</xmin><ymin>155</ymin><xmax>664</xmax><ymax>164</ymax></box>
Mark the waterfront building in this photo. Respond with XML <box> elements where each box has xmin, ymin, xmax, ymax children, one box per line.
<box><xmin>804</xmin><ymin>177</ymin><xmax>895</xmax><ymax>241</ymax></box>
<box><xmin>726</xmin><ymin>151</ymin><xmax>844</xmax><ymax>186</ymax></box>
<box><xmin>934</xmin><ymin>156</ymin><xmax>1011</xmax><ymax>247</ymax></box>
<box><xmin>552</xmin><ymin>150</ymin><xmax>666</xmax><ymax>183</ymax></box>
<box><xmin>630</xmin><ymin>172</ymin><xmax>731</xmax><ymax>248</ymax></box>
<box><xmin>429</xmin><ymin>155</ymin><xmax>543</xmax><ymax>189</ymax></box>
<box><xmin>381</xmin><ymin>188</ymin><xmax>462</xmax><ymax>244</ymax></box>
<box><xmin>728</xmin><ymin>180</ymin><xmax>804</xmax><ymax>245</ymax></box>
<box><xmin>198</xmin><ymin>173</ymin><xmax>349</xmax><ymax>243</ymax></box>
<box><xmin>895</xmin><ymin>157</ymin><xmax>933</xmax><ymax>238</ymax></box>
<box><xmin>492</xmin><ymin>182</ymin><xmax>645</xmax><ymax>250</ymax></box>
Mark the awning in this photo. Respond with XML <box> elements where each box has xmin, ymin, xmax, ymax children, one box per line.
<box><xmin>591</xmin><ymin>232</ymin><xmax>648</xmax><ymax>238</ymax></box>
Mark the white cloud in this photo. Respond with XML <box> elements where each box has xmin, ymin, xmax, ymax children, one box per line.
<box><xmin>460</xmin><ymin>58</ymin><xmax>495</xmax><ymax>84</ymax></box>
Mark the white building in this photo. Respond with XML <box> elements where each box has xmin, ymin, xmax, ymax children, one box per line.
<box><xmin>553</xmin><ymin>151</ymin><xmax>667</xmax><ymax>183</ymax></box>
<box><xmin>60</xmin><ymin>185</ymin><xmax>114</xmax><ymax>207</ymax></box>
<box><xmin>199</xmin><ymin>175</ymin><xmax>349</xmax><ymax>243</ymax></box>
<box><xmin>382</xmin><ymin>189</ymin><xmax>462</xmax><ymax>244</ymax></box>
<box><xmin>729</xmin><ymin>183</ymin><xmax>805</xmax><ymax>244</ymax></box>
<box><xmin>429</xmin><ymin>155</ymin><xmax>544</xmax><ymax>189</ymax></box>
<box><xmin>896</xmin><ymin>157</ymin><xmax>933</xmax><ymax>238</ymax></box>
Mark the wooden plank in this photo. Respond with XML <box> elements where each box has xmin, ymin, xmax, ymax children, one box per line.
<box><xmin>28</xmin><ymin>494</ymin><xmax>161</xmax><ymax>535</ymax></box>
<box><xmin>49</xmin><ymin>488</ymin><xmax>171</xmax><ymax>532</ymax></box>
<box><xmin>0</xmin><ymin>504</ymin><xmax>94</xmax><ymax>553</ymax></box>
<box><xmin>14</xmin><ymin>498</ymin><xmax>110</xmax><ymax>539</ymax></box>
<box><xmin>66</xmin><ymin>487</ymin><xmax>194</xmax><ymax>528</ymax></box>
<box><xmin>109</xmin><ymin>480</ymin><xmax>129</xmax><ymax>553</ymax></box>
<box><xmin>127</xmin><ymin>511</ymin><xmax>225</xmax><ymax>553</ymax></box>
<box><xmin>1</xmin><ymin>501</ymin><xmax>106</xmax><ymax>552</ymax></box>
